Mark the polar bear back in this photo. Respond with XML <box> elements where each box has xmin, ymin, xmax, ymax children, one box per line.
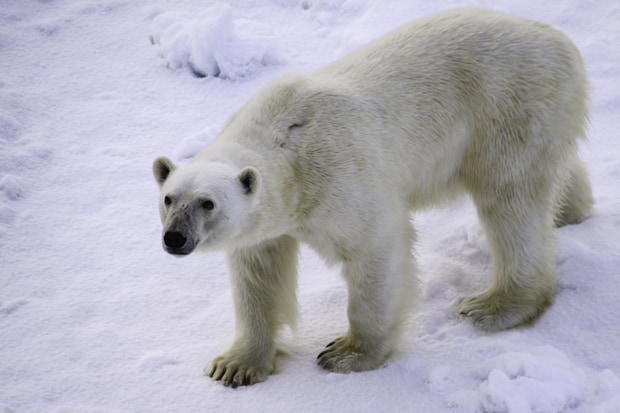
<box><xmin>200</xmin><ymin>7</ymin><xmax>588</xmax><ymax>253</ymax></box>
<box><xmin>305</xmin><ymin>7</ymin><xmax>588</xmax><ymax>207</ymax></box>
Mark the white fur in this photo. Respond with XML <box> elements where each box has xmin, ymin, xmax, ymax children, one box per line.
<box><xmin>153</xmin><ymin>7</ymin><xmax>592</xmax><ymax>387</ymax></box>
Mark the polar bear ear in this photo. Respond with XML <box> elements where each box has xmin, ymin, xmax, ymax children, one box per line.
<box><xmin>153</xmin><ymin>156</ymin><xmax>176</xmax><ymax>187</ymax></box>
<box><xmin>237</xmin><ymin>167</ymin><xmax>261</xmax><ymax>194</ymax></box>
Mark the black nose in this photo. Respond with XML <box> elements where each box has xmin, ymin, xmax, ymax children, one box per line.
<box><xmin>164</xmin><ymin>231</ymin><xmax>187</xmax><ymax>249</ymax></box>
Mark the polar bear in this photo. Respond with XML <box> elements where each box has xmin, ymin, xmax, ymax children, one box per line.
<box><xmin>153</xmin><ymin>8</ymin><xmax>592</xmax><ymax>387</ymax></box>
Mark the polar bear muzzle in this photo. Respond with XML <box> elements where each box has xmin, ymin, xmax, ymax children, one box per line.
<box><xmin>161</xmin><ymin>212</ymin><xmax>198</xmax><ymax>255</ymax></box>
<box><xmin>162</xmin><ymin>230</ymin><xmax>195</xmax><ymax>255</ymax></box>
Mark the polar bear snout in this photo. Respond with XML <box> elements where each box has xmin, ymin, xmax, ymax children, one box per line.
<box><xmin>162</xmin><ymin>230</ymin><xmax>195</xmax><ymax>256</ymax></box>
<box><xmin>164</xmin><ymin>231</ymin><xmax>187</xmax><ymax>249</ymax></box>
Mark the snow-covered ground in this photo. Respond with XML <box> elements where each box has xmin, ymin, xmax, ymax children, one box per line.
<box><xmin>2</xmin><ymin>1</ymin><xmax>619</xmax><ymax>412</ymax></box>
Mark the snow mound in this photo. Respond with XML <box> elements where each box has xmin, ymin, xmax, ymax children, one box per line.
<box><xmin>445</xmin><ymin>346</ymin><xmax>620</xmax><ymax>413</ymax></box>
<box><xmin>477</xmin><ymin>347</ymin><xmax>586</xmax><ymax>412</ymax></box>
<box><xmin>0</xmin><ymin>175</ymin><xmax>24</xmax><ymax>201</ymax></box>
<box><xmin>149</xmin><ymin>3</ymin><xmax>280</xmax><ymax>80</ymax></box>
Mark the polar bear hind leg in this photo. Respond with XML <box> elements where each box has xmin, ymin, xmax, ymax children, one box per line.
<box><xmin>456</xmin><ymin>150</ymin><xmax>592</xmax><ymax>331</ymax></box>
<box><xmin>554</xmin><ymin>157</ymin><xmax>593</xmax><ymax>227</ymax></box>
<box><xmin>456</xmin><ymin>181</ymin><xmax>557</xmax><ymax>331</ymax></box>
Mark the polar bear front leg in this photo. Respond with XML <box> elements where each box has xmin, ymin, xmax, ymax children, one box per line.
<box><xmin>317</xmin><ymin>230</ymin><xmax>416</xmax><ymax>373</ymax></box>
<box><xmin>206</xmin><ymin>235</ymin><xmax>299</xmax><ymax>387</ymax></box>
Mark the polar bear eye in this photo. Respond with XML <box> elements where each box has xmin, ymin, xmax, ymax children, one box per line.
<box><xmin>164</xmin><ymin>196</ymin><xmax>172</xmax><ymax>206</ymax></box>
<box><xmin>201</xmin><ymin>200</ymin><xmax>215</xmax><ymax>210</ymax></box>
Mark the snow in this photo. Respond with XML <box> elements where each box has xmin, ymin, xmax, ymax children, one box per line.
<box><xmin>1</xmin><ymin>0</ymin><xmax>619</xmax><ymax>412</ymax></box>
<box><xmin>149</xmin><ymin>3</ymin><xmax>281</xmax><ymax>80</ymax></box>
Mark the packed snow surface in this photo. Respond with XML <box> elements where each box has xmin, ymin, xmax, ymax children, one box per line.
<box><xmin>1</xmin><ymin>1</ymin><xmax>619</xmax><ymax>412</ymax></box>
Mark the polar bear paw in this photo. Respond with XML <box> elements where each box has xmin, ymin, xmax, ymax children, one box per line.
<box><xmin>317</xmin><ymin>336</ymin><xmax>387</xmax><ymax>373</ymax></box>
<box><xmin>455</xmin><ymin>289</ymin><xmax>551</xmax><ymax>332</ymax></box>
<box><xmin>205</xmin><ymin>352</ymin><xmax>274</xmax><ymax>388</ymax></box>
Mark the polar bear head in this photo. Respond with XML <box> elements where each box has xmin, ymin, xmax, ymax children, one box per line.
<box><xmin>152</xmin><ymin>156</ymin><xmax>261</xmax><ymax>255</ymax></box>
